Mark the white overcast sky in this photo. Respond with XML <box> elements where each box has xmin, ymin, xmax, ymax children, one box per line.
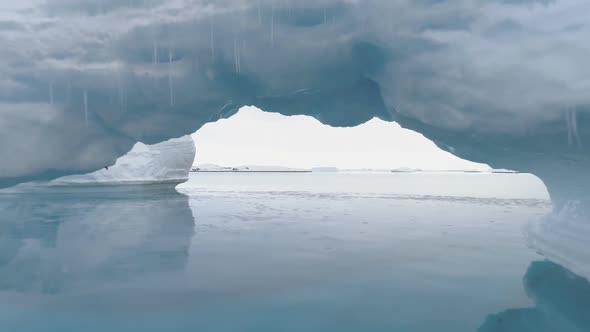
<box><xmin>192</xmin><ymin>107</ymin><xmax>489</xmax><ymax>171</ymax></box>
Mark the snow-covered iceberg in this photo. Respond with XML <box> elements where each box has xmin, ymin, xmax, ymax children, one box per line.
<box><xmin>51</xmin><ymin>136</ymin><xmax>195</xmax><ymax>186</ymax></box>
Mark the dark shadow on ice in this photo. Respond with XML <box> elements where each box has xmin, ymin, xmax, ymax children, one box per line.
<box><xmin>479</xmin><ymin>260</ymin><xmax>590</xmax><ymax>332</ymax></box>
<box><xmin>0</xmin><ymin>184</ymin><xmax>194</xmax><ymax>294</ymax></box>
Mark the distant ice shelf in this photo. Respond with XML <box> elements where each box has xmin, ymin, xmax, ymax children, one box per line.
<box><xmin>192</xmin><ymin>164</ymin><xmax>310</xmax><ymax>173</ymax></box>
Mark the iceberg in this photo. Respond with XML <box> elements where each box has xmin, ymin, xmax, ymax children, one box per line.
<box><xmin>51</xmin><ymin>136</ymin><xmax>195</xmax><ymax>186</ymax></box>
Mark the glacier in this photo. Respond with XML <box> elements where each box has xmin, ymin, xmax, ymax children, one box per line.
<box><xmin>0</xmin><ymin>1</ymin><xmax>589</xmax><ymax>279</ymax></box>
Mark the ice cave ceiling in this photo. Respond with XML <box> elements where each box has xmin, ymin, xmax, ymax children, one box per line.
<box><xmin>0</xmin><ymin>0</ymin><xmax>589</xmax><ymax>187</ymax></box>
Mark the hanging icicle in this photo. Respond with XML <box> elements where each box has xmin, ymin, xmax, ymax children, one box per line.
<box><xmin>49</xmin><ymin>82</ymin><xmax>54</xmax><ymax>105</ymax></box>
<box><xmin>258</xmin><ymin>0</ymin><xmax>262</xmax><ymax>25</ymax></box>
<box><xmin>234</xmin><ymin>39</ymin><xmax>238</xmax><ymax>73</ymax></box>
<box><xmin>210</xmin><ymin>19</ymin><xmax>215</xmax><ymax>60</ymax></box>
<box><xmin>169</xmin><ymin>50</ymin><xmax>174</xmax><ymax>107</ymax></box>
<box><xmin>117</xmin><ymin>67</ymin><xmax>126</xmax><ymax>112</ymax></box>
<box><xmin>566</xmin><ymin>110</ymin><xmax>573</xmax><ymax>146</ymax></box>
<box><xmin>270</xmin><ymin>2</ymin><xmax>275</xmax><ymax>47</ymax></box>
<box><xmin>83</xmin><ymin>90</ymin><xmax>89</xmax><ymax>127</ymax></box>
<box><xmin>153</xmin><ymin>40</ymin><xmax>158</xmax><ymax>64</ymax></box>
<box><xmin>572</xmin><ymin>109</ymin><xmax>582</xmax><ymax>149</ymax></box>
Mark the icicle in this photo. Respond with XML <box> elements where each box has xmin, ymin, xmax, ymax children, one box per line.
<box><xmin>270</xmin><ymin>3</ymin><xmax>275</xmax><ymax>47</ymax></box>
<box><xmin>168</xmin><ymin>50</ymin><xmax>174</xmax><ymax>107</ymax></box>
<box><xmin>566</xmin><ymin>110</ymin><xmax>573</xmax><ymax>146</ymax></box>
<box><xmin>286</xmin><ymin>0</ymin><xmax>291</xmax><ymax>17</ymax></box>
<box><xmin>49</xmin><ymin>82</ymin><xmax>54</xmax><ymax>105</ymax></box>
<box><xmin>234</xmin><ymin>39</ymin><xmax>238</xmax><ymax>73</ymax></box>
<box><xmin>153</xmin><ymin>40</ymin><xmax>158</xmax><ymax>64</ymax></box>
<box><xmin>66</xmin><ymin>80</ymin><xmax>72</xmax><ymax>105</ymax></box>
<box><xmin>258</xmin><ymin>0</ymin><xmax>262</xmax><ymax>24</ymax></box>
<box><xmin>234</xmin><ymin>38</ymin><xmax>241</xmax><ymax>74</ymax></box>
<box><xmin>237</xmin><ymin>41</ymin><xmax>241</xmax><ymax>73</ymax></box>
<box><xmin>83</xmin><ymin>90</ymin><xmax>89</xmax><ymax>127</ymax></box>
<box><xmin>119</xmin><ymin>86</ymin><xmax>125</xmax><ymax>112</ymax></box>
<box><xmin>117</xmin><ymin>69</ymin><xmax>125</xmax><ymax>112</ymax></box>
<box><xmin>572</xmin><ymin>110</ymin><xmax>582</xmax><ymax>149</ymax></box>
<box><xmin>210</xmin><ymin>20</ymin><xmax>215</xmax><ymax>59</ymax></box>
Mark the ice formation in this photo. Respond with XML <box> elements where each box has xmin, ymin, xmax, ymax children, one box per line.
<box><xmin>479</xmin><ymin>261</ymin><xmax>590</xmax><ymax>332</ymax></box>
<box><xmin>525</xmin><ymin>167</ymin><xmax>590</xmax><ymax>281</ymax></box>
<box><xmin>52</xmin><ymin>136</ymin><xmax>195</xmax><ymax>186</ymax></box>
<box><xmin>0</xmin><ymin>0</ymin><xmax>588</xmax><ymax>186</ymax></box>
<box><xmin>0</xmin><ymin>0</ymin><xmax>588</xmax><ymax>278</ymax></box>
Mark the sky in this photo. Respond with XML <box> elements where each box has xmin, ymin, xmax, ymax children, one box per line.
<box><xmin>192</xmin><ymin>107</ymin><xmax>489</xmax><ymax>171</ymax></box>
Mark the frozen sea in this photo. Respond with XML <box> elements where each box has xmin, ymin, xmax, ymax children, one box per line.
<box><xmin>0</xmin><ymin>172</ymin><xmax>588</xmax><ymax>332</ymax></box>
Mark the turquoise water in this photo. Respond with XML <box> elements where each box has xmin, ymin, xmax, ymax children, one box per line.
<box><xmin>0</xmin><ymin>173</ymin><xmax>587</xmax><ymax>331</ymax></box>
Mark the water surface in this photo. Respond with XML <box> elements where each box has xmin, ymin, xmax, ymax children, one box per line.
<box><xmin>1</xmin><ymin>173</ymin><xmax>586</xmax><ymax>331</ymax></box>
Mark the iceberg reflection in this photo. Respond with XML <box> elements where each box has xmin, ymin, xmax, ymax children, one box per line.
<box><xmin>0</xmin><ymin>184</ymin><xmax>194</xmax><ymax>294</ymax></box>
<box><xmin>479</xmin><ymin>260</ymin><xmax>590</xmax><ymax>332</ymax></box>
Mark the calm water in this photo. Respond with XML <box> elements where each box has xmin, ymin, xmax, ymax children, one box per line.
<box><xmin>0</xmin><ymin>173</ymin><xmax>587</xmax><ymax>331</ymax></box>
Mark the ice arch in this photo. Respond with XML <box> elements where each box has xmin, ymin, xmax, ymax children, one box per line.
<box><xmin>0</xmin><ymin>0</ymin><xmax>589</xmax><ymax>278</ymax></box>
<box><xmin>0</xmin><ymin>0</ymin><xmax>588</xmax><ymax>187</ymax></box>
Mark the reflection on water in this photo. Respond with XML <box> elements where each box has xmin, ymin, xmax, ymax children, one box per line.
<box><xmin>480</xmin><ymin>260</ymin><xmax>590</xmax><ymax>332</ymax></box>
<box><xmin>0</xmin><ymin>174</ymin><xmax>588</xmax><ymax>331</ymax></box>
<box><xmin>0</xmin><ymin>185</ymin><xmax>194</xmax><ymax>295</ymax></box>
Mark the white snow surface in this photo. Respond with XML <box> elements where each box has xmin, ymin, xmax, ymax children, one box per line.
<box><xmin>52</xmin><ymin>136</ymin><xmax>195</xmax><ymax>186</ymax></box>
